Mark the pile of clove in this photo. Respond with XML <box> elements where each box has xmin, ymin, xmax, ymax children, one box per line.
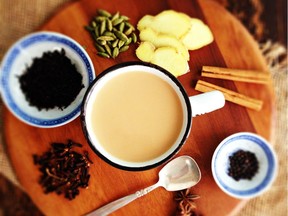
<box><xmin>33</xmin><ymin>140</ymin><xmax>93</xmax><ymax>200</ymax></box>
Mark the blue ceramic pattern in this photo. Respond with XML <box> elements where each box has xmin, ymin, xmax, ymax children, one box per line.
<box><xmin>1</xmin><ymin>32</ymin><xmax>94</xmax><ymax>127</ymax></box>
<box><xmin>214</xmin><ymin>134</ymin><xmax>276</xmax><ymax>196</ymax></box>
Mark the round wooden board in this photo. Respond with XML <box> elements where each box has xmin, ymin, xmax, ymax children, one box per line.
<box><xmin>3</xmin><ymin>0</ymin><xmax>275</xmax><ymax>215</ymax></box>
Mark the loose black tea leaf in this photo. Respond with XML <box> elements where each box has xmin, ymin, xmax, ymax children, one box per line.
<box><xmin>19</xmin><ymin>48</ymin><xmax>84</xmax><ymax>111</ymax></box>
<box><xmin>33</xmin><ymin>140</ymin><xmax>92</xmax><ymax>200</ymax></box>
<box><xmin>227</xmin><ymin>149</ymin><xmax>259</xmax><ymax>181</ymax></box>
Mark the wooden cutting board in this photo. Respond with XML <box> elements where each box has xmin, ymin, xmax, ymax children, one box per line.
<box><xmin>3</xmin><ymin>0</ymin><xmax>275</xmax><ymax>215</ymax></box>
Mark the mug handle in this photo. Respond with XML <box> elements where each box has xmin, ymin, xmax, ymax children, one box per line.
<box><xmin>189</xmin><ymin>90</ymin><xmax>225</xmax><ymax>117</ymax></box>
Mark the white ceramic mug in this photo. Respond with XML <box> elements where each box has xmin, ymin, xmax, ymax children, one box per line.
<box><xmin>81</xmin><ymin>62</ymin><xmax>225</xmax><ymax>170</ymax></box>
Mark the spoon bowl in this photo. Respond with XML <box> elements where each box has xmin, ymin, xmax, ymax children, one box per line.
<box><xmin>159</xmin><ymin>156</ymin><xmax>201</xmax><ymax>191</ymax></box>
<box><xmin>87</xmin><ymin>156</ymin><xmax>201</xmax><ymax>216</ymax></box>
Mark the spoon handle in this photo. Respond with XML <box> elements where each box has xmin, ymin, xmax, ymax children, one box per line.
<box><xmin>86</xmin><ymin>183</ymin><xmax>159</xmax><ymax>216</ymax></box>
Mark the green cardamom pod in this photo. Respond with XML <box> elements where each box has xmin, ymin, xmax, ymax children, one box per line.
<box><xmin>118</xmin><ymin>40</ymin><xmax>125</xmax><ymax>48</ymax></box>
<box><xmin>103</xmin><ymin>31</ymin><xmax>116</xmax><ymax>38</ymax></box>
<box><xmin>106</xmin><ymin>19</ymin><xmax>113</xmax><ymax>31</ymax></box>
<box><xmin>112</xmin><ymin>47</ymin><xmax>119</xmax><ymax>58</ymax></box>
<box><xmin>118</xmin><ymin>22</ymin><xmax>125</xmax><ymax>32</ymax></box>
<box><xmin>84</xmin><ymin>25</ymin><xmax>94</xmax><ymax>32</ymax></box>
<box><xmin>97</xmin><ymin>36</ymin><xmax>115</xmax><ymax>41</ymax></box>
<box><xmin>131</xmin><ymin>33</ymin><xmax>137</xmax><ymax>43</ymax></box>
<box><xmin>104</xmin><ymin>44</ymin><xmax>112</xmax><ymax>56</ymax></box>
<box><xmin>111</xmin><ymin>12</ymin><xmax>120</xmax><ymax>21</ymax></box>
<box><xmin>124</xmin><ymin>37</ymin><xmax>132</xmax><ymax>46</ymax></box>
<box><xmin>119</xmin><ymin>45</ymin><xmax>129</xmax><ymax>52</ymax></box>
<box><xmin>112</xmin><ymin>17</ymin><xmax>124</xmax><ymax>26</ymax></box>
<box><xmin>91</xmin><ymin>21</ymin><xmax>97</xmax><ymax>28</ymax></box>
<box><xmin>94</xmin><ymin>42</ymin><xmax>105</xmax><ymax>52</ymax></box>
<box><xmin>97</xmin><ymin>9</ymin><xmax>111</xmax><ymax>17</ymax></box>
<box><xmin>114</xmin><ymin>30</ymin><xmax>128</xmax><ymax>42</ymax></box>
<box><xmin>120</xmin><ymin>15</ymin><xmax>129</xmax><ymax>21</ymax></box>
<box><xmin>97</xmin><ymin>52</ymin><xmax>111</xmax><ymax>58</ymax></box>
<box><xmin>97</xmin><ymin>39</ymin><xmax>106</xmax><ymax>46</ymax></box>
<box><xmin>94</xmin><ymin>28</ymin><xmax>99</xmax><ymax>38</ymax></box>
<box><xmin>124</xmin><ymin>27</ymin><xmax>133</xmax><ymax>36</ymax></box>
<box><xmin>95</xmin><ymin>16</ymin><xmax>107</xmax><ymax>23</ymax></box>
<box><xmin>125</xmin><ymin>22</ymin><xmax>135</xmax><ymax>30</ymax></box>
<box><xmin>100</xmin><ymin>20</ymin><xmax>106</xmax><ymax>35</ymax></box>
<box><xmin>112</xmin><ymin>39</ymin><xmax>119</xmax><ymax>48</ymax></box>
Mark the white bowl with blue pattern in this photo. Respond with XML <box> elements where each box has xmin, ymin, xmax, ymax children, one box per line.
<box><xmin>0</xmin><ymin>31</ymin><xmax>95</xmax><ymax>128</ymax></box>
<box><xmin>212</xmin><ymin>132</ymin><xmax>277</xmax><ymax>199</ymax></box>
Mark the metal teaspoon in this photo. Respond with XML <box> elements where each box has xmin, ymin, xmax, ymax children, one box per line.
<box><xmin>86</xmin><ymin>155</ymin><xmax>201</xmax><ymax>216</ymax></box>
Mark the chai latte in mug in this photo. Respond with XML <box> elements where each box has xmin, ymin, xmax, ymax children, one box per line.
<box><xmin>89</xmin><ymin>71</ymin><xmax>184</xmax><ymax>162</ymax></box>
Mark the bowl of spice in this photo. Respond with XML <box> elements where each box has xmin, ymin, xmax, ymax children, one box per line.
<box><xmin>0</xmin><ymin>31</ymin><xmax>95</xmax><ymax>127</ymax></box>
<box><xmin>211</xmin><ymin>132</ymin><xmax>277</xmax><ymax>199</ymax></box>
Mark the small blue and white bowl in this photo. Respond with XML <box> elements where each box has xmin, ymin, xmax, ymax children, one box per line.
<box><xmin>0</xmin><ymin>31</ymin><xmax>95</xmax><ymax>128</ymax></box>
<box><xmin>212</xmin><ymin>132</ymin><xmax>277</xmax><ymax>199</ymax></box>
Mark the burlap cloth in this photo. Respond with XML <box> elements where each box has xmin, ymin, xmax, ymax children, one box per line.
<box><xmin>0</xmin><ymin>0</ymin><xmax>287</xmax><ymax>215</ymax></box>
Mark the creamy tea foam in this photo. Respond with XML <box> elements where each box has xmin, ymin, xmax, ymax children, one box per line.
<box><xmin>88</xmin><ymin>71</ymin><xmax>184</xmax><ymax>163</ymax></box>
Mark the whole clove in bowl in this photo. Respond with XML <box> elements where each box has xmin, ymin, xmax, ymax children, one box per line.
<box><xmin>211</xmin><ymin>132</ymin><xmax>277</xmax><ymax>199</ymax></box>
<box><xmin>0</xmin><ymin>31</ymin><xmax>95</xmax><ymax>128</ymax></box>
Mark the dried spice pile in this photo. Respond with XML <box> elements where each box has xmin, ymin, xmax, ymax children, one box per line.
<box><xmin>33</xmin><ymin>140</ymin><xmax>92</xmax><ymax>200</ymax></box>
<box><xmin>227</xmin><ymin>149</ymin><xmax>259</xmax><ymax>181</ymax></box>
<box><xmin>19</xmin><ymin>48</ymin><xmax>84</xmax><ymax>111</ymax></box>
<box><xmin>85</xmin><ymin>9</ymin><xmax>137</xmax><ymax>58</ymax></box>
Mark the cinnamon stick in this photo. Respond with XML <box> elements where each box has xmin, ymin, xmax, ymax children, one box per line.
<box><xmin>201</xmin><ymin>66</ymin><xmax>271</xmax><ymax>84</ymax></box>
<box><xmin>195</xmin><ymin>80</ymin><xmax>263</xmax><ymax>111</ymax></box>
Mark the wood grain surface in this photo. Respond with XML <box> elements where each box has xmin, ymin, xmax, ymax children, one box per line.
<box><xmin>3</xmin><ymin>0</ymin><xmax>275</xmax><ymax>215</ymax></box>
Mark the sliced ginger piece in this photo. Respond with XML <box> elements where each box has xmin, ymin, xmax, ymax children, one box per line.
<box><xmin>136</xmin><ymin>10</ymin><xmax>214</xmax><ymax>76</ymax></box>
<box><xmin>181</xmin><ymin>19</ymin><xmax>214</xmax><ymax>50</ymax></box>
<box><xmin>137</xmin><ymin>10</ymin><xmax>214</xmax><ymax>51</ymax></box>
<box><xmin>151</xmin><ymin>47</ymin><xmax>189</xmax><ymax>77</ymax></box>
<box><xmin>136</xmin><ymin>43</ymin><xmax>189</xmax><ymax>76</ymax></box>
<box><xmin>152</xmin><ymin>10</ymin><xmax>191</xmax><ymax>38</ymax></box>
<box><xmin>135</xmin><ymin>41</ymin><xmax>155</xmax><ymax>62</ymax></box>
<box><xmin>137</xmin><ymin>15</ymin><xmax>154</xmax><ymax>31</ymax></box>
<box><xmin>139</xmin><ymin>28</ymin><xmax>189</xmax><ymax>61</ymax></box>
<box><xmin>137</xmin><ymin>10</ymin><xmax>191</xmax><ymax>38</ymax></box>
